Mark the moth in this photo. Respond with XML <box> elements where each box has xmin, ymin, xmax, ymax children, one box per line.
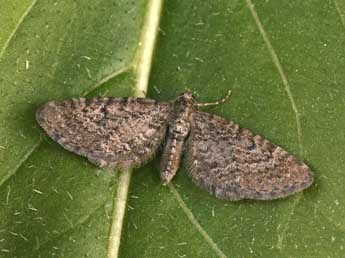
<box><xmin>36</xmin><ymin>91</ymin><xmax>313</xmax><ymax>200</ymax></box>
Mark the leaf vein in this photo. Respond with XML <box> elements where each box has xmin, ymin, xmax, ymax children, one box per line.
<box><xmin>334</xmin><ymin>0</ymin><xmax>345</xmax><ymax>29</ymax></box>
<box><xmin>106</xmin><ymin>0</ymin><xmax>164</xmax><ymax>257</ymax></box>
<box><xmin>32</xmin><ymin>201</ymin><xmax>110</xmax><ymax>253</ymax></box>
<box><xmin>0</xmin><ymin>0</ymin><xmax>37</xmax><ymax>61</ymax></box>
<box><xmin>276</xmin><ymin>194</ymin><xmax>302</xmax><ymax>250</ymax></box>
<box><xmin>169</xmin><ymin>184</ymin><xmax>228</xmax><ymax>258</ymax></box>
<box><xmin>245</xmin><ymin>1</ymin><xmax>307</xmax><ymax>252</ymax></box>
<box><xmin>245</xmin><ymin>0</ymin><xmax>303</xmax><ymax>155</ymax></box>
<box><xmin>0</xmin><ymin>139</ymin><xmax>41</xmax><ymax>188</ymax></box>
<box><xmin>107</xmin><ymin>171</ymin><xmax>132</xmax><ymax>258</ymax></box>
<box><xmin>82</xmin><ymin>66</ymin><xmax>131</xmax><ymax>96</ymax></box>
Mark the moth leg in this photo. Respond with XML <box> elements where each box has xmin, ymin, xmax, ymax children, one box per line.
<box><xmin>160</xmin><ymin>137</ymin><xmax>185</xmax><ymax>185</ymax></box>
<box><xmin>196</xmin><ymin>90</ymin><xmax>232</xmax><ymax>107</ymax></box>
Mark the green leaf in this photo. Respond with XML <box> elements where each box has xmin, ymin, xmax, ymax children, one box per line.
<box><xmin>0</xmin><ymin>0</ymin><xmax>149</xmax><ymax>257</ymax></box>
<box><xmin>1</xmin><ymin>0</ymin><xmax>344</xmax><ymax>258</ymax></box>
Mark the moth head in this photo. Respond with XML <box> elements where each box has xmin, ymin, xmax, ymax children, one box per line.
<box><xmin>177</xmin><ymin>91</ymin><xmax>195</xmax><ymax>104</ymax></box>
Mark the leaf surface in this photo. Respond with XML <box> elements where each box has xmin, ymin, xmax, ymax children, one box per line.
<box><xmin>1</xmin><ymin>0</ymin><xmax>345</xmax><ymax>258</ymax></box>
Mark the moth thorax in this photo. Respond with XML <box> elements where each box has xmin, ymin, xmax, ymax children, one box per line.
<box><xmin>169</xmin><ymin>118</ymin><xmax>190</xmax><ymax>138</ymax></box>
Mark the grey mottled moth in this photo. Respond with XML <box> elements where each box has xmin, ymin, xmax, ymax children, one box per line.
<box><xmin>36</xmin><ymin>91</ymin><xmax>313</xmax><ymax>200</ymax></box>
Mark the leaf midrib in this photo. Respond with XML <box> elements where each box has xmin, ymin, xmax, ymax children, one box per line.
<box><xmin>106</xmin><ymin>0</ymin><xmax>164</xmax><ymax>257</ymax></box>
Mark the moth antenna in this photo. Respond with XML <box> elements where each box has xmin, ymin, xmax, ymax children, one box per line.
<box><xmin>196</xmin><ymin>90</ymin><xmax>232</xmax><ymax>107</ymax></box>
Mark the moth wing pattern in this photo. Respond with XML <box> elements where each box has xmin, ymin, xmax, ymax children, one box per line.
<box><xmin>186</xmin><ymin>111</ymin><xmax>313</xmax><ymax>200</ymax></box>
<box><xmin>37</xmin><ymin>97</ymin><xmax>172</xmax><ymax>169</ymax></box>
